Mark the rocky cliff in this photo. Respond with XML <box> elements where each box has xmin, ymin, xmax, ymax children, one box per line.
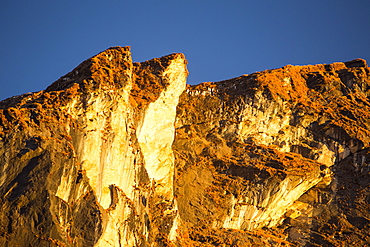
<box><xmin>1</xmin><ymin>46</ymin><xmax>370</xmax><ymax>246</ymax></box>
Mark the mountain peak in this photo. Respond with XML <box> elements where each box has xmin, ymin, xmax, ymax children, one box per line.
<box><xmin>1</xmin><ymin>49</ymin><xmax>370</xmax><ymax>246</ymax></box>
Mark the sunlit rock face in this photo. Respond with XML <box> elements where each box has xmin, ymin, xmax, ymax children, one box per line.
<box><xmin>0</xmin><ymin>46</ymin><xmax>187</xmax><ymax>246</ymax></box>
<box><xmin>173</xmin><ymin>59</ymin><xmax>370</xmax><ymax>245</ymax></box>
<box><xmin>1</xmin><ymin>46</ymin><xmax>370</xmax><ymax>246</ymax></box>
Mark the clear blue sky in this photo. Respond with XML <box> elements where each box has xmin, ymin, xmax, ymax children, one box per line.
<box><xmin>1</xmin><ymin>0</ymin><xmax>370</xmax><ymax>100</ymax></box>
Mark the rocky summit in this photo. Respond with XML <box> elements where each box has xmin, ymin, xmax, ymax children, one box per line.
<box><xmin>0</xmin><ymin>46</ymin><xmax>370</xmax><ymax>246</ymax></box>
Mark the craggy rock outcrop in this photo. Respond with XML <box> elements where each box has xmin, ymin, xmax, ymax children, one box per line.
<box><xmin>1</xmin><ymin>46</ymin><xmax>370</xmax><ymax>246</ymax></box>
<box><xmin>0</xmin><ymin>47</ymin><xmax>187</xmax><ymax>246</ymax></box>
<box><xmin>174</xmin><ymin>58</ymin><xmax>370</xmax><ymax>246</ymax></box>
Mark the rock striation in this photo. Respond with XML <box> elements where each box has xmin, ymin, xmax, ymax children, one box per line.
<box><xmin>1</xmin><ymin>46</ymin><xmax>370</xmax><ymax>246</ymax></box>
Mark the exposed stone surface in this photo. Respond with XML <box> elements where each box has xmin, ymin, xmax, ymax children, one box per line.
<box><xmin>0</xmin><ymin>47</ymin><xmax>187</xmax><ymax>246</ymax></box>
<box><xmin>0</xmin><ymin>47</ymin><xmax>370</xmax><ymax>246</ymax></box>
<box><xmin>173</xmin><ymin>58</ymin><xmax>370</xmax><ymax>246</ymax></box>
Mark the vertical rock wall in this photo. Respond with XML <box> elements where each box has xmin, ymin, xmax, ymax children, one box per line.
<box><xmin>1</xmin><ymin>47</ymin><xmax>370</xmax><ymax>246</ymax></box>
<box><xmin>173</xmin><ymin>59</ymin><xmax>370</xmax><ymax>246</ymax></box>
<box><xmin>0</xmin><ymin>47</ymin><xmax>187</xmax><ymax>246</ymax></box>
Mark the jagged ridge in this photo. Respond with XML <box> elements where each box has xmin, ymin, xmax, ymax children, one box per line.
<box><xmin>1</xmin><ymin>46</ymin><xmax>370</xmax><ymax>246</ymax></box>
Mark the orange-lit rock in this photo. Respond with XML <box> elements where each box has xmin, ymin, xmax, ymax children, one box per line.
<box><xmin>0</xmin><ymin>47</ymin><xmax>188</xmax><ymax>246</ymax></box>
<box><xmin>1</xmin><ymin>47</ymin><xmax>370</xmax><ymax>246</ymax></box>
<box><xmin>174</xmin><ymin>58</ymin><xmax>370</xmax><ymax>246</ymax></box>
